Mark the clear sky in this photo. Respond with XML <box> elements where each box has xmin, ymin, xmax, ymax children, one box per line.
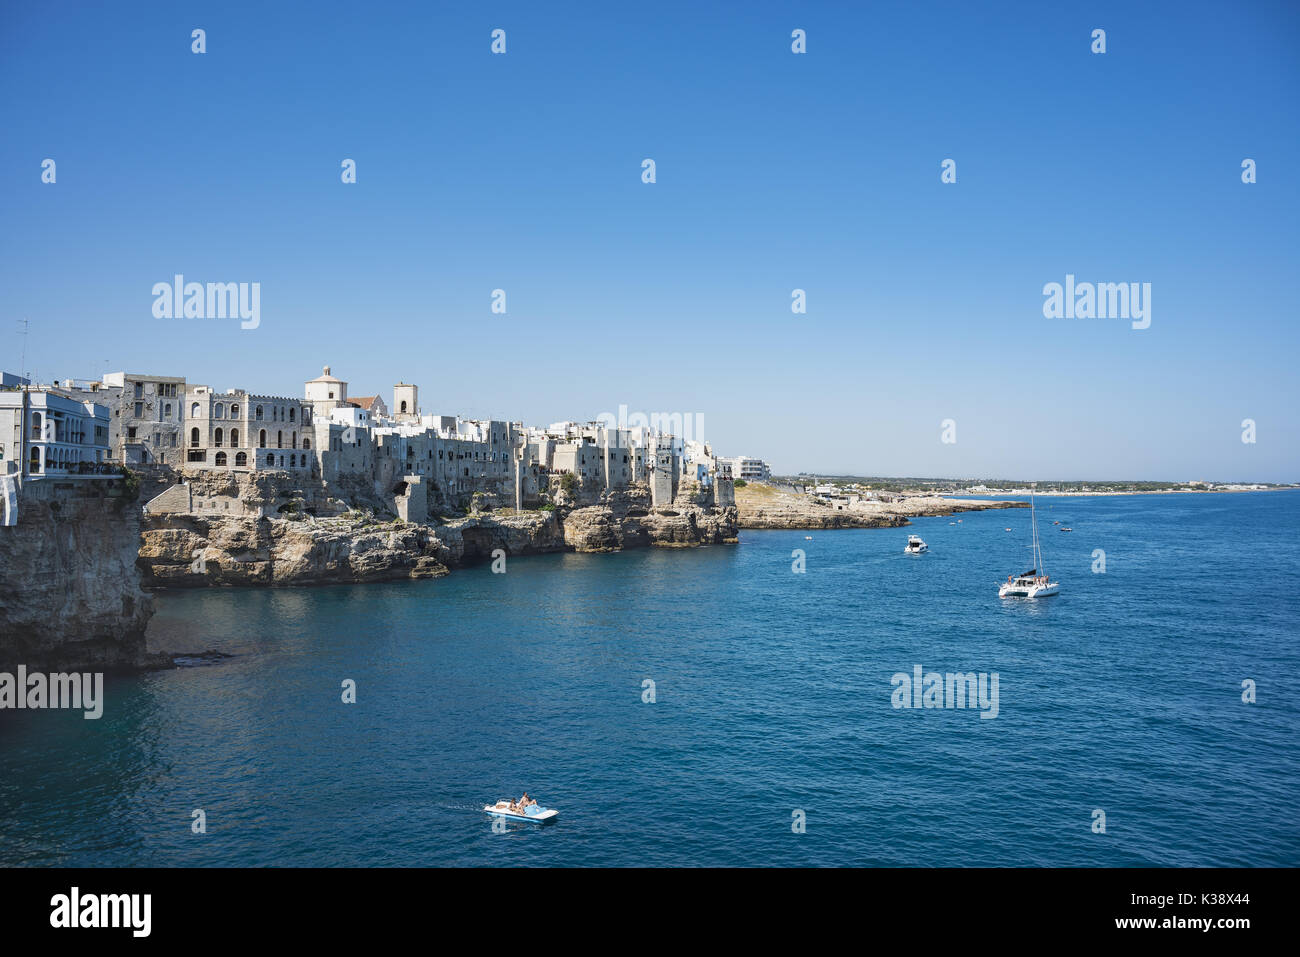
<box><xmin>2</xmin><ymin>1</ymin><xmax>1297</xmax><ymax>482</ymax></box>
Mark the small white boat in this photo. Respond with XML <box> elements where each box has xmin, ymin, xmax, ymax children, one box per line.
<box><xmin>484</xmin><ymin>800</ymin><xmax>559</xmax><ymax>823</ymax></box>
<box><xmin>904</xmin><ymin>535</ymin><xmax>928</xmax><ymax>554</ymax></box>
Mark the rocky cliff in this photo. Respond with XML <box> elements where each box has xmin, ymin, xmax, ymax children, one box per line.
<box><xmin>0</xmin><ymin>479</ymin><xmax>161</xmax><ymax>672</ymax></box>
<box><xmin>138</xmin><ymin>478</ymin><xmax>737</xmax><ymax>588</ymax></box>
<box><xmin>735</xmin><ymin>485</ymin><xmax>1027</xmax><ymax>529</ymax></box>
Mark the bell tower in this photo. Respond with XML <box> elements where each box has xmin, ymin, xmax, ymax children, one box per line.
<box><xmin>393</xmin><ymin>382</ymin><xmax>419</xmax><ymax>422</ymax></box>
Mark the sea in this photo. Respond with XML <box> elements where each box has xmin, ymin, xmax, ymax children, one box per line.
<box><xmin>1</xmin><ymin>491</ymin><xmax>1296</xmax><ymax>867</ymax></box>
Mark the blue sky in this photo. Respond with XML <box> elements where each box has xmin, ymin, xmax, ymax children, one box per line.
<box><xmin>2</xmin><ymin>1</ymin><xmax>1297</xmax><ymax>481</ymax></box>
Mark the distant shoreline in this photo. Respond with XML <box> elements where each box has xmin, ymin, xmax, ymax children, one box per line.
<box><xmin>946</xmin><ymin>487</ymin><xmax>1298</xmax><ymax>499</ymax></box>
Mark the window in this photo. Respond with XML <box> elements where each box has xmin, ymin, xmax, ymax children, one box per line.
<box><xmin>134</xmin><ymin>383</ymin><xmax>143</xmax><ymax>398</ymax></box>
<box><xmin>235</xmin><ymin>452</ymin><xmax>247</xmax><ymax>467</ymax></box>
<box><xmin>191</xmin><ymin>402</ymin><xmax>200</xmax><ymax>418</ymax></box>
<box><xmin>265</xmin><ymin>453</ymin><xmax>274</xmax><ymax>466</ymax></box>
<box><xmin>231</xmin><ymin>405</ymin><xmax>239</xmax><ymax>418</ymax></box>
<box><xmin>134</xmin><ymin>402</ymin><xmax>143</xmax><ymax>418</ymax></box>
<box><xmin>164</xmin><ymin>403</ymin><xmax>172</xmax><ymax>418</ymax></box>
<box><xmin>302</xmin><ymin>438</ymin><xmax>310</xmax><ymax>450</ymax></box>
<box><xmin>214</xmin><ymin>428</ymin><xmax>223</xmax><ymax>448</ymax></box>
<box><xmin>292</xmin><ymin>431</ymin><xmax>297</xmax><ymax>449</ymax></box>
<box><xmin>328</xmin><ymin>391</ymin><xmax>335</xmax><ymax>399</ymax></box>
<box><xmin>29</xmin><ymin>448</ymin><xmax>41</xmax><ymax>473</ymax></box>
<box><xmin>187</xmin><ymin>449</ymin><xmax>205</xmax><ymax>463</ymax></box>
<box><xmin>127</xmin><ymin>427</ymin><xmax>137</xmax><ymax>440</ymax></box>
<box><xmin>190</xmin><ymin>427</ymin><xmax>200</xmax><ymax>447</ymax></box>
<box><xmin>259</xmin><ymin>429</ymin><xmax>266</xmax><ymax>448</ymax></box>
<box><xmin>215</xmin><ymin>452</ymin><xmax>227</xmax><ymax>466</ymax></box>
<box><xmin>400</xmin><ymin>401</ymin><xmax>408</xmax><ymax>413</ymax></box>
<box><xmin>230</xmin><ymin>429</ymin><xmax>239</xmax><ymax>447</ymax></box>
<box><xmin>215</xmin><ymin>404</ymin><xmax>224</xmax><ymax>419</ymax></box>
<box><xmin>256</xmin><ymin>405</ymin><xmax>263</xmax><ymax>420</ymax></box>
<box><xmin>277</xmin><ymin>431</ymin><xmax>282</xmax><ymax>449</ymax></box>
<box><xmin>289</xmin><ymin>407</ymin><xmax>295</xmax><ymax>422</ymax></box>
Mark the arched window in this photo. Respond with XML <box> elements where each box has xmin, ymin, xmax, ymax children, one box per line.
<box><xmin>230</xmin><ymin>429</ymin><xmax>239</xmax><ymax>447</ymax></box>
<box><xmin>256</xmin><ymin>405</ymin><xmax>263</xmax><ymax>420</ymax></box>
<box><xmin>215</xmin><ymin>452</ymin><xmax>227</xmax><ymax>466</ymax></box>
<box><xmin>231</xmin><ymin>405</ymin><xmax>239</xmax><ymax>418</ymax></box>
<box><xmin>164</xmin><ymin>403</ymin><xmax>172</xmax><ymax>417</ymax></box>
<box><xmin>292</xmin><ymin>431</ymin><xmax>297</xmax><ymax>448</ymax></box>
<box><xmin>214</xmin><ymin>428</ymin><xmax>223</xmax><ymax>447</ymax></box>
<box><xmin>259</xmin><ymin>429</ymin><xmax>266</xmax><ymax>448</ymax></box>
<box><xmin>277</xmin><ymin>430</ymin><xmax>283</xmax><ymax>449</ymax></box>
<box><xmin>401</xmin><ymin>401</ymin><xmax>408</xmax><ymax>413</ymax></box>
<box><xmin>302</xmin><ymin>438</ymin><xmax>311</xmax><ymax>450</ymax></box>
<box><xmin>215</xmin><ymin>404</ymin><xmax>224</xmax><ymax>419</ymax></box>
<box><xmin>289</xmin><ymin>454</ymin><xmax>296</xmax><ymax>467</ymax></box>
<box><xmin>289</xmin><ymin>407</ymin><xmax>296</xmax><ymax>422</ymax></box>
<box><xmin>30</xmin><ymin>411</ymin><xmax>42</xmax><ymax>435</ymax></box>
<box><xmin>190</xmin><ymin>427</ymin><xmax>200</xmax><ymax>447</ymax></box>
<box><xmin>29</xmin><ymin>448</ymin><xmax>41</xmax><ymax>473</ymax></box>
<box><xmin>191</xmin><ymin>402</ymin><xmax>200</xmax><ymax>418</ymax></box>
<box><xmin>235</xmin><ymin>452</ymin><xmax>247</xmax><ymax>467</ymax></box>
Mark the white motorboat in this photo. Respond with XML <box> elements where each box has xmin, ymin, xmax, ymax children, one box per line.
<box><xmin>484</xmin><ymin>800</ymin><xmax>559</xmax><ymax>823</ymax></box>
<box><xmin>904</xmin><ymin>534</ymin><xmax>928</xmax><ymax>554</ymax></box>
<box><xmin>998</xmin><ymin>487</ymin><xmax>1060</xmax><ymax>598</ymax></box>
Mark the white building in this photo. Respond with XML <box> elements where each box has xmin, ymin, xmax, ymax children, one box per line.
<box><xmin>724</xmin><ymin>456</ymin><xmax>771</xmax><ymax>481</ymax></box>
<box><xmin>0</xmin><ymin>386</ymin><xmax>112</xmax><ymax>479</ymax></box>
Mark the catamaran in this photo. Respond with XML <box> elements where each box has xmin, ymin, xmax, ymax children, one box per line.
<box><xmin>999</xmin><ymin>487</ymin><xmax>1060</xmax><ymax>598</ymax></box>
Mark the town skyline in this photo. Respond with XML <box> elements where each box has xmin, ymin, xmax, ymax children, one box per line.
<box><xmin>3</xmin><ymin>2</ymin><xmax>1297</xmax><ymax>481</ymax></box>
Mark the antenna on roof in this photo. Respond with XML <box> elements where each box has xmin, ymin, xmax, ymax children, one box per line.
<box><xmin>18</xmin><ymin>317</ymin><xmax>30</xmax><ymax>381</ymax></box>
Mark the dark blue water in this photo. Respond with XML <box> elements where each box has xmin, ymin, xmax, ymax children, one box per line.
<box><xmin>2</xmin><ymin>492</ymin><xmax>1297</xmax><ymax>866</ymax></box>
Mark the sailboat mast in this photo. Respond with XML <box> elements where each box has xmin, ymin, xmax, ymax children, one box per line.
<box><xmin>1031</xmin><ymin>485</ymin><xmax>1042</xmax><ymax>573</ymax></box>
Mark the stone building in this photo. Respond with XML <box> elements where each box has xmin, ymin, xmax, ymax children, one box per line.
<box><xmin>61</xmin><ymin>372</ymin><xmax>186</xmax><ymax>466</ymax></box>
<box><xmin>183</xmin><ymin>386</ymin><xmax>313</xmax><ymax>472</ymax></box>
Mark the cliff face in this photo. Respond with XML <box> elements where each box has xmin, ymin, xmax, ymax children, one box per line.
<box><xmin>0</xmin><ymin>480</ymin><xmax>158</xmax><ymax>671</ymax></box>
<box><xmin>139</xmin><ymin>513</ymin><xmax>450</xmax><ymax>587</ymax></box>
<box><xmin>138</xmin><ymin>480</ymin><xmax>738</xmax><ymax>588</ymax></box>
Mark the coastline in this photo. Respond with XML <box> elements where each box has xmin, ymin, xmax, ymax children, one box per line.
<box><xmin>735</xmin><ymin>486</ymin><xmax>1027</xmax><ymax>530</ymax></box>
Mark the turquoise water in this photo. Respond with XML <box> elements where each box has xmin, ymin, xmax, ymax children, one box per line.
<box><xmin>1</xmin><ymin>492</ymin><xmax>1297</xmax><ymax>866</ymax></box>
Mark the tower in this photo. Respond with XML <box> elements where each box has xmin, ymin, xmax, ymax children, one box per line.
<box><xmin>393</xmin><ymin>382</ymin><xmax>419</xmax><ymax>422</ymax></box>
